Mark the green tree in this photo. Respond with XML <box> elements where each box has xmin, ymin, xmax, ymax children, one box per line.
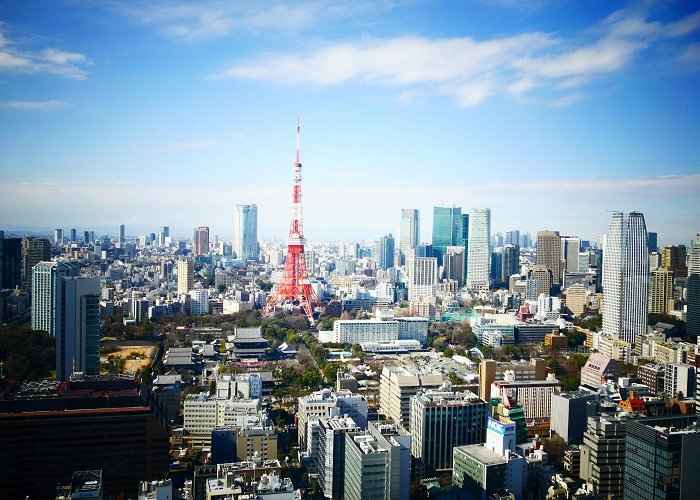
<box><xmin>443</xmin><ymin>347</ymin><xmax>454</xmax><ymax>358</ymax></box>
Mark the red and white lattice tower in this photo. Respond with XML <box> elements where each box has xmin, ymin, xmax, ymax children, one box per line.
<box><xmin>263</xmin><ymin>120</ymin><xmax>321</xmax><ymax>325</ymax></box>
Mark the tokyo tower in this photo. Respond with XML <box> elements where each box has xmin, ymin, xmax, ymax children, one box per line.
<box><xmin>263</xmin><ymin>120</ymin><xmax>321</xmax><ymax>325</ymax></box>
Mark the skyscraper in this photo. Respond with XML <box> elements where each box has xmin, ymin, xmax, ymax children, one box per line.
<box><xmin>661</xmin><ymin>245</ymin><xmax>687</xmax><ymax>278</ymax></box>
<box><xmin>22</xmin><ymin>237</ymin><xmax>51</xmax><ymax>291</ymax></box>
<box><xmin>399</xmin><ymin>208</ymin><xmax>420</xmax><ymax>265</ymax></box>
<box><xmin>648</xmin><ymin>268</ymin><xmax>674</xmax><ymax>315</ymax></box>
<box><xmin>177</xmin><ymin>259</ymin><xmax>194</xmax><ymax>294</ymax></box>
<box><xmin>602</xmin><ymin>212</ymin><xmax>649</xmax><ymax>345</ymax></box>
<box><xmin>56</xmin><ymin>276</ymin><xmax>101</xmax><ymax>380</ymax></box>
<box><xmin>561</xmin><ymin>236</ymin><xmax>581</xmax><ymax>274</ymax></box>
<box><xmin>54</xmin><ymin>229</ymin><xmax>63</xmax><ymax>245</ymax></box>
<box><xmin>687</xmin><ymin>234</ymin><xmax>700</xmax><ymax>337</ymax></box>
<box><xmin>118</xmin><ymin>224</ymin><xmax>125</xmax><ymax>248</ymax></box>
<box><xmin>537</xmin><ymin>231</ymin><xmax>562</xmax><ymax>286</ymax></box>
<box><xmin>31</xmin><ymin>261</ymin><xmax>78</xmax><ymax>334</ymax></box>
<box><xmin>0</xmin><ymin>237</ymin><xmax>22</xmax><ymax>290</ymax></box>
<box><xmin>467</xmin><ymin>208</ymin><xmax>490</xmax><ymax>290</ymax></box>
<box><xmin>505</xmin><ymin>230</ymin><xmax>520</xmax><ymax>246</ymax></box>
<box><xmin>232</xmin><ymin>204</ymin><xmax>258</xmax><ymax>262</ymax></box>
<box><xmin>193</xmin><ymin>226</ymin><xmax>210</xmax><ymax>257</ymax></box>
<box><xmin>376</xmin><ymin>234</ymin><xmax>395</xmax><ymax>270</ymax></box>
<box><xmin>647</xmin><ymin>232</ymin><xmax>658</xmax><ymax>253</ymax></box>
<box><xmin>445</xmin><ymin>246</ymin><xmax>465</xmax><ymax>286</ymax></box>
<box><xmin>432</xmin><ymin>206</ymin><xmax>461</xmax><ymax>267</ymax></box>
<box><xmin>502</xmin><ymin>244</ymin><xmax>520</xmax><ymax>283</ymax></box>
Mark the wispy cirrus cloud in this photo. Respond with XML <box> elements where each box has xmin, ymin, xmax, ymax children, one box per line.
<box><xmin>0</xmin><ymin>100</ymin><xmax>69</xmax><ymax>110</ymax></box>
<box><xmin>107</xmin><ymin>0</ymin><xmax>394</xmax><ymax>41</ymax></box>
<box><xmin>218</xmin><ymin>7</ymin><xmax>700</xmax><ymax>107</ymax></box>
<box><xmin>0</xmin><ymin>26</ymin><xmax>92</xmax><ymax>79</ymax></box>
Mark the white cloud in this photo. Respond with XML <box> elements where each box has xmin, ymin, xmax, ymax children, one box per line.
<box><xmin>0</xmin><ymin>100</ymin><xmax>69</xmax><ymax>110</ymax></box>
<box><xmin>0</xmin><ymin>27</ymin><xmax>92</xmax><ymax>79</ymax></box>
<box><xmin>109</xmin><ymin>0</ymin><xmax>394</xmax><ymax>41</ymax></box>
<box><xmin>218</xmin><ymin>8</ymin><xmax>700</xmax><ymax>107</ymax></box>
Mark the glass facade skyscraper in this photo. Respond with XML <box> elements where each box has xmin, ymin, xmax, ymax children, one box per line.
<box><xmin>602</xmin><ymin>211</ymin><xmax>649</xmax><ymax>345</ymax></box>
<box><xmin>233</xmin><ymin>204</ymin><xmax>258</xmax><ymax>262</ymax></box>
<box><xmin>399</xmin><ymin>208</ymin><xmax>419</xmax><ymax>264</ymax></box>
<box><xmin>467</xmin><ymin>208</ymin><xmax>491</xmax><ymax>291</ymax></box>
<box><xmin>432</xmin><ymin>206</ymin><xmax>462</xmax><ymax>267</ymax></box>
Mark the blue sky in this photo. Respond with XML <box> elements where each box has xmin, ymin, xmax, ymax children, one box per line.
<box><xmin>0</xmin><ymin>0</ymin><xmax>698</xmax><ymax>245</ymax></box>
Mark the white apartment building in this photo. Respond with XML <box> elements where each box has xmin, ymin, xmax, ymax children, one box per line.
<box><xmin>407</xmin><ymin>257</ymin><xmax>438</xmax><ymax>300</ymax></box>
<box><xmin>183</xmin><ymin>393</ymin><xmax>261</xmax><ymax>448</ymax></box>
<box><xmin>189</xmin><ymin>289</ymin><xmax>209</xmax><ymax>315</ymax></box>
<box><xmin>297</xmin><ymin>389</ymin><xmax>368</xmax><ymax>449</ymax></box>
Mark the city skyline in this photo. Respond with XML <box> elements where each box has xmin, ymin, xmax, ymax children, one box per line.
<box><xmin>1</xmin><ymin>1</ymin><xmax>698</xmax><ymax>243</ymax></box>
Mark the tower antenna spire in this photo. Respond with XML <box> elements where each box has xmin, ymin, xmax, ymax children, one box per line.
<box><xmin>296</xmin><ymin>116</ymin><xmax>301</xmax><ymax>164</ymax></box>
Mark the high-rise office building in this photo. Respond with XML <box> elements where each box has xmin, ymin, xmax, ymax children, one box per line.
<box><xmin>399</xmin><ymin>209</ymin><xmax>420</xmax><ymax>265</ymax></box>
<box><xmin>69</xmin><ymin>228</ymin><xmax>77</xmax><ymax>242</ymax></box>
<box><xmin>407</xmin><ymin>257</ymin><xmax>438</xmax><ymax>300</ymax></box>
<box><xmin>232</xmin><ymin>204</ymin><xmax>258</xmax><ymax>262</ymax></box>
<box><xmin>502</xmin><ymin>244</ymin><xmax>520</xmax><ymax>284</ymax></box>
<box><xmin>602</xmin><ymin>211</ymin><xmax>649</xmax><ymax>345</ymax></box>
<box><xmin>624</xmin><ymin>416</ymin><xmax>700</xmax><ymax>500</ymax></box>
<box><xmin>432</xmin><ymin>206</ymin><xmax>462</xmax><ymax>267</ymax></box>
<box><xmin>177</xmin><ymin>260</ymin><xmax>194</xmax><ymax>294</ymax></box>
<box><xmin>410</xmin><ymin>388</ymin><xmax>488</xmax><ymax>472</ymax></box>
<box><xmin>648</xmin><ymin>268</ymin><xmax>674</xmax><ymax>315</ymax></box>
<box><xmin>22</xmin><ymin>237</ymin><xmax>51</xmax><ymax>291</ymax></box>
<box><xmin>343</xmin><ymin>421</ymin><xmax>411</xmax><ymax>500</ymax></box>
<box><xmin>689</xmin><ymin>274</ymin><xmax>700</xmax><ymax>337</ymax></box>
<box><xmin>689</xmin><ymin>234</ymin><xmax>700</xmax><ymax>275</ymax></box>
<box><xmin>561</xmin><ymin>236</ymin><xmax>581</xmax><ymax>274</ymax></box>
<box><xmin>318</xmin><ymin>416</ymin><xmax>360</xmax><ymax>499</ymax></box>
<box><xmin>56</xmin><ymin>276</ymin><xmax>101</xmax><ymax>380</ymax></box>
<box><xmin>647</xmin><ymin>231</ymin><xmax>658</xmax><ymax>253</ymax></box>
<box><xmin>118</xmin><ymin>224</ymin><xmax>125</xmax><ymax>248</ymax></box>
<box><xmin>376</xmin><ymin>234</ymin><xmax>395</xmax><ymax>270</ymax></box>
<box><xmin>31</xmin><ymin>261</ymin><xmax>78</xmax><ymax>334</ymax></box>
<box><xmin>661</xmin><ymin>245</ymin><xmax>687</xmax><ymax>278</ymax></box>
<box><xmin>467</xmin><ymin>208</ymin><xmax>491</xmax><ymax>291</ymax></box>
<box><xmin>537</xmin><ymin>230</ymin><xmax>562</xmax><ymax>286</ymax></box>
<box><xmin>0</xmin><ymin>237</ymin><xmax>22</xmax><ymax>290</ymax></box>
<box><xmin>445</xmin><ymin>246</ymin><xmax>465</xmax><ymax>286</ymax></box>
<box><xmin>688</xmin><ymin>235</ymin><xmax>700</xmax><ymax>337</ymax></box>
<box><xmin>505</xmin><ymin>230</ymin><xmax>520</xmax><ymax>246</ymax></box>
<box><xmin>490</xmin><ymin>248</ymin><xmax>503</xmax><ymax>285</ymax></box>
<box><xmin>83</xmin><ymin>231</ymin><xmax>91</xmax><ymax>245</ymax></box>
<box><xmin>193</xmin><ymin>226</ymin><xmax>210</xmax><ymax>257</ymax></box>
<box><xmin>54</xmin><ymin>228</ymin><xmax>64</xmax><ymax>245</ymax></box>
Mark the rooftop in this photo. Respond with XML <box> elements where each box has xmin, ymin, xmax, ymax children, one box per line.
<box><xmin>454</xmin><ymin>444</ymin><xmax>508</xmax><ymax>466</ymax></box>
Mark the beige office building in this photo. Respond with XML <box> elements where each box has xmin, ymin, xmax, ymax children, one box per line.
<box><xmin>537</xmin><ymin>231</ymin><xmax>562</xmax><ymax>285</ymax></box>
<box><xmin>648</xmin><ymin>268</ymin><xmax>674</xmax><ymax>315</ymax></box>
<box><xmin>379</xmin><ymin>366</ymin><xmax>442</xmax><ymax>430</ymax></box>
<box><xmin>177</xmin><ymin>259</ymin><xmax>194</xmax><ymax>294</ymax></box>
